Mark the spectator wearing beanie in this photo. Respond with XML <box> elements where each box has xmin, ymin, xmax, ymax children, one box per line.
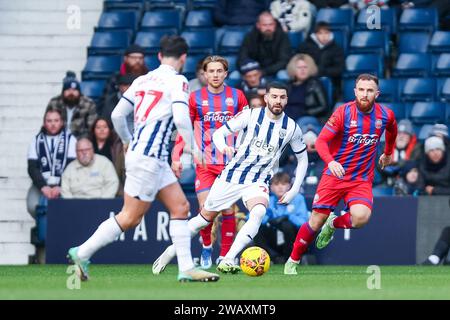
<box><xmin>419</xmin><ymin>136</ymin><xmax>450</xmax><ymax>195</ymax></box>
<box><xmin>46</xmin><ymin>71</ymin><xmax>97</xmax><ymax>139</ymax></box>
<box><xmin>237</xmin><ymin>59</ymin><xmax>268</xmax><ymax>97</ymax></box>
<box><xmin>429</xmin><ymin>123</ymin><xmax>449</xmax><ymax>147</ymax></box>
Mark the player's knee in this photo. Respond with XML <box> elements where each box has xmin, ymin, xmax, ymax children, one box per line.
<box><xmin>249</xmin><ymin>204</ymin><xmax>266</xmax><ymax>223</ymax></box>
<box><xmin>309</xmin><ymin>212</ymin><xmax>328</xmax><ymax>231</ymax></box>
<box><xmin>117</xmin><ymin>212</ymin><xmax>142</xmax><ymax>230</ymax></box>
<box><xmin>171</xmin><ymin>199</ymin><xmax>190</xmax><ymax>218</ymax></box>
<box><xmin>351</xmin><ymin>214</ymin><xmax>370</xmax><ymax>228</ymax></box>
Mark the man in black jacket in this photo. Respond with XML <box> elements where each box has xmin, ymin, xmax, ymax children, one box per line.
<box><xmin>297</xmin><ymin>21</ymin><xmax>344</xmax><ymax>95</ymax></box>
<box><xmin>238</xmin><ymin>11</ymin><xmax>292</xmax><ymax>78</ymax></box>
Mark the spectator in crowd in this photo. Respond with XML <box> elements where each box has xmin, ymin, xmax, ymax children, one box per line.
<box><xmin>61</xmin><ymin>138</ymin><xmax>119</xmax><ymax>199</ymax></box>
<box><xmin>393</xmin><ymin>160</ymin><xmax>423</xmax><ymax>196</ymax></box>
<box><xmin>47</xmin><ymin>71</ymin><xmax>97</xmax><ymax>139</ymax></box>
<box><xmin>297</xmin><ymin>22</ymin><xmax>345</xmax><ymax>96</ymax></box>
<box><xmin>213</xmin><ymin>0</ymin><xmax>271</xmax><ymax>27</ymax></box>
<box><xmin>419</xmin><ymin>136</ymin><xmax>450</xmax><ymax>195</ymax></box>
<box><xmin>379</xmin><ymin>119</ymin><xmax>422</xmax><ymax>185</ymax></box>
<box><xmin>189</xmin><ymin>58</ymin><xmax>208</xmax><ymax>92</ymax></box>
<box><xmin>238</xmin><ymin>59</ymin><xmax>268</xmax><ymax>97</ymax></box>
<box><xmin>89</xmin><ymin>117</ymin><xmax>125</xmax><ymax>196</ymax></box>
<box><xmin>344</xmin><ymin>0</ymin><xmax>389</xmax><ymax>12</ymax></box>
<box><xmin>284</xmin><ymin>53</ymin><xmax>328</xmax><ymax>122</ymax></box>
<box><xmin>98</xmin><ymin>44</ymin><xmax>148</xmax><ymax>118</ymax></box>
<box><xmin>309</xmin><ymin>0</ymin><xmax>348</xmax><ymax>9</ymax></box>
<box><xmin>253</xmin><ymin>172</ymin><xmax>310</xmax><ymax>263</ymax></box>
<box><xmin>238</xmin><ymin>11</ymin><xmax>292</xmax><ymax>78</ymax></box>
<box><xmin>270</xmin><ymin>0</ymin><xmax>315</xmax><ymax>37</ymax></box>
<box><xmin>246</xmin><ymin>92</ymin><xmax>266</xmax><ymax>108</ymax></box>
<box><xmin>429</xmin><ymin>123</ymin><xmax>449</xmax><ymax>146</ymax></box>
<box><xmin>422</xmin><ymin>226</ymin><xmax>450</xmax><ymax>265</ymax></box>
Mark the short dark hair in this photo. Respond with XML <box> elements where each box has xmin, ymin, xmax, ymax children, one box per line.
<box><xmin>160</xmin><ymin>35</ymin><xmax>188</xmax><ymax>58</ymax></box>
<box><xmin>315</xmin><ymin>21</ymin><xmax>330</xmax><ymax>33</ymax></box>
<box><xmin>272</xmin><ymin>172</ymin><xmax>291</xmax><ymax>185</ymax></box>
<box><xmin>266</xmin><ymin>81</ymin><xmax>289</xmax><ymax>94</ymax></box>
<box><xmin>355</xmin><ymin>73</ymin><xmax>379</xmax><ymax>86</ymax></box>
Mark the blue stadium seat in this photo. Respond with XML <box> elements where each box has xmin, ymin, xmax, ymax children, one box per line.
<box><xmin>80</xmin><ymin>80</ymin><xmax>106</xmax><ymax>103</ymax></box>
<box><xmin>409</xmin><ymin>102</ymin><xmax>446</xmax><ymax>124</ymax></box>
<box><xmin>144</xmin><ymin>55</ymin><xmax>160</xmax><ymax>70</ymax></box>
<box><xmin>378</xmin><ymin>78</ymin><xmax>399</xmax><ymax>102</ymax></box>
<box><xmin>82</xmin><ymin>55</ymin><xmax>121</xmax><ymax>80</ymax></box>
<box><xmin>332</xmin><ymin>30</ymin><xmax>348</xmax><ymax>55</ymax></box>
<box><xmin>400</xmin><ymin>78</ymin><xmax>436</xmax><ymax>102</ymax></box>
<box><xmin>372</xmin><ymin>186</ymin><xmax>394</xmax><ymax>196</ymax></box>
<box><xmin>418</xmin><ymin>124</ymin><xmax>434</xmax><ymax>141</ymax></box>
<box><xmin>433</xmin><ymin>53</ymin><xmax>450</xmax><ymax>77</ymax></box>
<box><xmin>342</xmin><ymin>79</ymin><xmax>354</xmax><ymax>101</ymax></box>
<box><xmin>134</xmin><ymin>30</ymin><xmax>176</xmax><ymax>54</ymax></box>
<box><xmin>349</xmin><ymin>31</ymin><xmax>389</xmax><ymax>56</ymax></box>
<box><xmin>316</xmin><ymin>8</ymin><xmax>354</xmax><ymax>32</ymax></box>
<box><xmin>183</xmin><ymin>54</ymin><xmax>205</xmax><ymax>80</ymax></box>
<box><xmin>192</xmin><ymin>0</ymin><xmax>216</xmax><ymax>9</ymax></box>
<box><xmin>104</xmin><ymin>0</ymin><xmax>144</xmax><ymax>11</ymax></box>
<box><xmin>355</xmin><ymin>8</ymin><xmax>397</xmax><ymax>35</ymax></box>
<box><xmin>296</xmin><ymin>116</ymin><xmax>321</xmax><ymax>129</ymax></box>
<box><xmin>399</xmin><ymin>8</ymin><xmax>438</xmax><ymax>32</ymax></box>
<box><xmin>447</xmin><ymin>104</ymin><xmax>450</xmax><ymax>125</ymax></box>
<box><xmin>218</xmin><ymin>29</ymin><xmax>247</xmax><ymax>55</ymax></box>
<box><xmin>398</xmin><ymin>32</ymin><xmax>430</xmax><ymax>53</ymax></box>
<box><xmin>95</xmin><ymin>11</ymin><xmax>137</xmax><ymax>33</ymax></box>
<box><xmin>184</xmin><ymin>9</ymin><xmax>213</xmax><ymax>29</ymax></box>
<box><xmin>319</xmin><ymin>77</ymin><xmax>332</xmax><ymax>108</ymax></box>
<box><xmin>87</xmin><ymin>31</ymin><xmax>131</xmax><ymax>56</ymax></box>
<box><xmin>393</xmin><ymin>53</ymin><xmax>431</xmax><ymax>77</ymax></box>
<box><xmin>288</xmin><ymin>31</ymin><xmax>304</xmax><ymax>51</ymax></box>
<box><xmin>343</xmin><ymin>54</ymin><xmax>383</xmax><ymax>78</ymax></box>
<box><xmin>383</xmin><ymin>102</ymin><xmax>406</xmax><ymax>120</ymax></box>
<box><xmin>181</xmin><ymin>29</ymin><xmax>215</xmax><ymax>55</ymax></box>
<box><xmin>148</xmin><ymin>0</ymin><xmax>188</xmax><ymax>10</ymax></box>
<box><xmin>140</xmin><ymin>10</ymin><xmax>181</xmax><ymax>33</ymax></box>
<box><xmin>439</xmin><ymin>78</ymin><xmax>450</xmax><ymax>102</ymax></box>
<box><xmin>429</xmin><ymin>31</ymin><xmax>450</xmax><ymax>53</ymax></box>
<box><xmin>221</xmin><ymin>55</ymin><xmax>237</xmax><ymax>73</ymax></box>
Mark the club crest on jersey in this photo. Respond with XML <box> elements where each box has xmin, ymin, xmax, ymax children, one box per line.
<box><xmin>350</xmin><ymin>120</ymin><xmax>357</xmax><ymax>128</ymax></box>
<box><xmin>375</xmin><ymin>119</ymin><xmax>382</xmax><ymax>129</ymax></box>
<box><xmin>182</xmin><ymin>82</ymin><xmax>189</xmax><ymax>93</ymax></box>
<box><xmin>225</xmin><ymin>97</ymin><xmax>234</xmax><ymax>106</ymax></box>
<box><xmin>279</xmin><ymin>129</ymin><xmax>287</xmax><ymax>139</ymax></box>
<box><xmin>348</xmin><ymin>133</ymin><xmax>379</xmax><ymax>146</ymax></box>
<box><xmin>201</xmin><ymin>100</ymin><xmax>208</xmax><ymax>107</ymax></box>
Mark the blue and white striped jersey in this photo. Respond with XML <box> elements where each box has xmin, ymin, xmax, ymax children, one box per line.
<box><xmin>219</xmin><ymin>107</ymin><xmax>306</xmax><ymax>185</ymax></box>
<box><xmin>113</xmin><ymin>64</ymin><xmax>189</xmax><ymax>161</ymax></box>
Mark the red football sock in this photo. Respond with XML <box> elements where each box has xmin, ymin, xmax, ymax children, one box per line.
<box><xmin>290</xmin><ymin>222</ymin><xmax>316</xmax><ymax>262</ymax></box>
<box><xmin>200</xmin><ymin>222</ymin><xmax>213</xmax><ymax>247</ymax></box>
<box><xmin>332</xmin><ymin>213</ymin><xmax>353</xmax><ymax>229</ymax></box>
<box><xmin>219</xmin><ymin>212</ymin><xmax>236</xmax><ymax>257</ymax></box>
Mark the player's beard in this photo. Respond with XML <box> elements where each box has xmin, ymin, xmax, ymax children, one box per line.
<box><xmin>268</xmin><ymin>103</ymin><xmax>284</xmax><ymax>116</ymax></box>
<box><xmin>356</xmin><ymin>96</ymin><xmax>375</xmax><ymax>113</ymax></box>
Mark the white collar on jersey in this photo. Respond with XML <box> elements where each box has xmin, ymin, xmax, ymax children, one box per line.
<box><xmin>158</xmin><ymin>64</ymin><xmax>177</xmax><ymax>73</ymax></box>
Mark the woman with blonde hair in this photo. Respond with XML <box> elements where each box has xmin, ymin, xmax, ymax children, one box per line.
<box><xmin>285</xmin><ymin>53</ymin><xmax>328</xmax><ymax>122</ymax></box>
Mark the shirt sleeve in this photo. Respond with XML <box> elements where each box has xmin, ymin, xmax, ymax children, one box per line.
<box><xmin>384</xmin><ymin>109</ymin><xmax>398</xmax><ymax>156</ymax></box>
<box><xmin>27</xmin><ymin>137</ymin><xmax>38</xmax><ymax>160</ymax></box>
<box><xmin>171</xmin><ymin>74</ymin><xmax>190</xmax><ymax>107</ymax></box>
<box><xmin>237</xmin><ymin>89</ymin><xmax>249</xmax><ymax>112</ymax></box>
<box><xmin>290</xmin><ymin>124</ymin><xmax>307</xmax><ymax>154</ymax></box>
<box><xmin>315</xmin><ymin>107</ymin><xmax>344</xmax><ymax>164</ymax></box>
<box><xmin>224</xmin><ymin>107</ymin><xmax>252</xmax><ymax>133</ymax></box>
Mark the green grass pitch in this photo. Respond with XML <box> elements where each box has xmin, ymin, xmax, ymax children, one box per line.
<box><xmin>1</xmin><ymin>265</ymin><xmax>449</xmax><ymax>300</ymax></box>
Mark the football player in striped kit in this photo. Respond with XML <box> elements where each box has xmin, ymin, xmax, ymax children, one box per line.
<box><xmin>153</xmin><ymin>82</ymin><xmax>309</xmax><ymax>274</ymax></box>
<box><xmin>67</xmin><ymin>35</ymin><xmax>219</xmax><ymax>283</ymax></box>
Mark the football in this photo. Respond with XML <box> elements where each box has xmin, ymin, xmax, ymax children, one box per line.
<box><xmin>240</xmin><ymin>246</ymin><xmax>271</xmax><ymax>277</ymax></box>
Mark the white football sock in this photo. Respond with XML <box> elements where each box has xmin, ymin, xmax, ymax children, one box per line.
<box><xmin>170</xmin><ymin>219</ymin><xmax>195</xmax><ymax>272</ymax></box>
<box><xmin>77</xmin><ymin>217</ymin><xmax>123</xmax><ymax>261</ymax></box>
<box><xmin>225</xmin><ymin>204</ymin><xmax>266</xmax><ymax>261</ymax></box>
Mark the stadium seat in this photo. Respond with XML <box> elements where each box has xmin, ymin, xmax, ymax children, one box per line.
<box><xmin>332</xmin><ymin>30</ymin><xmax>348</xmax><ymax>55</ymax></box>
<box><xmin>134</xmin><ymin>30</ymin><xmax>176</xmax><ymax>54</ymax></box>
<box><xmin>148</xmin><ymin>0</ymin><xmax>188</xmax><ymax>10</ymax></box>
<box><xmin>221</xmin><ymin>55</ymin><xmax>237</xmax><ymax>73</ymax></box>
<box><xmin>288</xmin><ymin>31</ymin><xmax>304</xmax><ymax>51</ymax></box>
<box><xmin>217</xmin><ymin>29</ymin><xmax>247</xmax><ymax>55</ymax></box>
<box><xmin>183</xmin><ymin>54</ymin><xmax>205</xmax><ymax>80</ymax></box>
<box><xmin>439</xmin><ymin>78</ymin><xmax>450</xmax><ymax>102</ymax></box>
<box><xmin>428</xmin><ymin>31</ymin><xmax>450</xmax><ymax>53</ymax></box>
<box><xmin>181</xmin><ymin>30</ymin><xmax>215</xmax><ymax>55</ymax></box>
<box><xmin>104</xmin><ymin>0</ymin><xmax>144</xmax><ymax>11</ymax></box>
<box><xmin>95</xmin><ymin>11</ymin><xmax>138</xmax><ymax>33</ymax></box>
<box><xmin>355</xmin><ymin>8</ymin><xmax>397</xmax><ymax>35</ymax></box>
<box><xmin>400</xmin><ymin>78</ymin><xmax>436</xmax><ymax>102</ymax></box>
<box><xmin>418</xmin><ymin>124</ymin><xmax>434</xmax><ymax>141</ymax></box>
<box><xmin>383</xmin><ymin>102</ymin><xmax>406</xmax><ymax>120</ymax></box>
<box><xmin>192</xmin><ymin>0</ymin><xmax>216</xmax><ymax>9</ymax></box>
<box><xmin>297</xmin><ymin>116</ymin><xmax>321</xmax><ymax>129</ymax></box>
<box><xmin>315</xmin><ymin>8</ymin><xmax>354</xmax><ymax>32</ymax></box>
<box><xmin>378</xmin><ymin>78</ymin><xmax>399</xmax><ymax>102</ymax></box>
<box><xmin>392</xmin><ymin>53</ymin><xmax>431</xmax><ymax>77</ymax></box>
<box><xmin>342</xmin><ymin>79</ymin><xmax>354</xmax><ymax>101</ymax></box>
<box><xmin>144</xmin><ymin>55</ymin><xmax>160</xmax><ymax>70</ymax></box>
<box><xmin>87</xmin><ymin>31</ymin><xmax>131</xmax><ymax>56</ymax></box>
<box><xmin>343</xmin><ymin>54</ymin><xmax>383</xmax><ymax>78</ymax></box>
<box><xmin>319</xmin><ymin>77</ymin><xmax>332</xmax><ymax>108</ymax></box>
<box><xmin>409</xmin><ymin>102</ymin><xmax>446</xmax><ymax>124</ymax></box>
<box><xmin>349</xmin><ymin>31</ymin><xmax>389</xmax><ymax>56</ymax></box>
<box><xmin>433</xmin><ymin>53</ymin><xmax>450</xmax><ymax>77</ymax></box>
<box><xmin>140</xmin><ymin>10</ymin><xmax>181</xmax><ymax>33</ymax></box>
<box><xmin>398</xmin><ymin>32</ymin><xmax>430</xmax><ymax>53</ymax></box>
<box><xmin>399</xmin><ymin>8</ymin><xmax>438</xmax><ymax>32</ymax></box>
<box><xmin>372</xmin><ymin>186</ymin><xmax>394</xmax><ymax>196</ymax></box>
<box><xmin>184</xmin><ymin>9</ymin><xmax>213</xmax><ymax>29</ymax></box>
<box><xmin>80</xmin><ymin>80</ymin><xmax>106</xmax><ymax>101</ymax></box>
<box><xmin>82</xmin><ymin>55</ymin><xmax>122</xmax><ymax>80</ymax></box>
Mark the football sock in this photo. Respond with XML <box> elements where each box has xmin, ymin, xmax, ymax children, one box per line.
<box><xmin>77</xmin><ymin>216</ymin><xmax>123</xmax><ymax>261</ymax></box>
<box><xmin>332</xmin><ymin>212</ymin><xmax>353</xmax><ymax>229</ymax></box>
<box><xmin>199</xmin><ymin>222</ymin><xmax>213</xmax><ymax>247</ymax></box>
<box><xmin>170</xmin><ymin>219</ymin><xmax>195</xmax><ymax>272</ymax></box>
<box><xmin>225</xmin><ymin>204</ymin><xmax>265</xmax><ymax>260</ymax></box>
<box><xmin>220</xmin><ymin>212</ymin><xmax>236</xmax><ymax>257</ymax></box>
<box><xmin>290</xmin><ymin>222</ymin><xmax>316</xmax><ymax>262</ymax></box>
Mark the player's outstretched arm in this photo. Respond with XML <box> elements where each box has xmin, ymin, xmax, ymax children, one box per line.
<box><xmin>279</xmin><ymin>149</ymin><xmax>308</xmax><ymax>204</ymax></box>
<box><xmin>111</xmin><ymin>98</ymin><xmax>134</xmax><ymax>145</ymax></box>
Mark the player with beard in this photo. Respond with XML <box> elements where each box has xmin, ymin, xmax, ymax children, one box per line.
<box><xmin>284</xmin><ymin>73</ymin><xmax>398</xmax><ymax>275</ymax></box>
<box><xmin>153</xmin><ymin>82</ymin><xmax>309</xmax><ymax>274</ymax></box>
<box><xmin>46</xmin><ymin>71</ymin><xmax>97</xmax><ymax>139</ymax></box>
<box><xmin>153</xmin><ymin>55</ymin><xmax>248</xmax><ymax>271</ymax></box>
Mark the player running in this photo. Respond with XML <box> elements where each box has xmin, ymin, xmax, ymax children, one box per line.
<box><xmin>171</xmin><ymin>55</ymin><xmax>249</xmax><ymax>269</ymax></box>
<box><xmin>67</xmin><ymin>35</ymin><xmax>219</xmax><ymax>283</ymax></box>
<box><xmin>153</xmin><ymin>82</ymin><xmax>309</xmax><ymax>274</ymax></box>
<box><xmin>284</xmin><ymin>73</ymin><xmax>398</xmax><ymax>275</ymax></box>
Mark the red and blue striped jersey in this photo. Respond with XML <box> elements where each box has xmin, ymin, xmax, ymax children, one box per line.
<box><xmin>173</xmin><ymin>85</ymin><xmax>248</xmax><ymax>165</ymax></box>
<box><xmin>315</xmin><ymin>101</ymin><xmax>397</xmax><ymax>182</ymax></box>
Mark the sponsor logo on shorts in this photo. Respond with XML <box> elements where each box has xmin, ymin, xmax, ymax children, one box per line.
<box><xmin>348</xmin><ymin>133</ymin><xmax>379</xmax><ymax>146</ymax></box>
<box><xmin>203</xmin><ymin>111</ymin><xmax>233</xmax><ymax>122</ymax></box>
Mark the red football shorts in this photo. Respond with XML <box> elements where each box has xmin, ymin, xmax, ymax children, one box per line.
<box><xmin>312</xmin><ymin>174</ymin><xmax>373</xmax><ymax>215</ymax></box>
<box><xmin>195</xmin><ymin>164</ymin><xmax>224</xmax><ymax>193</ymax></box>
